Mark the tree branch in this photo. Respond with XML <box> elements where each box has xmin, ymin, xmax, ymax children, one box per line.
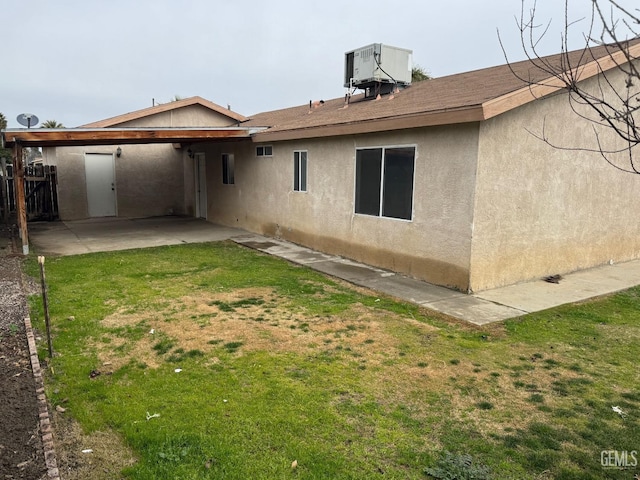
<box><xmin>500</xmin><ymin>0</ymin><xmax>640</xmax><ymax>173</ymax></box>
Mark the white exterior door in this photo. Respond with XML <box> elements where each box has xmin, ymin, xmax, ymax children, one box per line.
<box><xmin>195</xmin><ymin>153</ymin><xmax>207</xmax><ymax>219</ymax></box>
<box><xmin>85</xmin><ymin>153</ymin><xmax>116</xmax><ymax>217</ymax></box>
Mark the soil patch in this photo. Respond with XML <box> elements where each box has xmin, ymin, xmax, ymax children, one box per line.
<box><xmin>0</xmin><ymin>327</ymin><xmax>47</xmax><ymax>479</ymax></box>
<box><xmin>0</xmin><ymin>223</ymin><xmax>48</xmax><ymax>479</ymax></box>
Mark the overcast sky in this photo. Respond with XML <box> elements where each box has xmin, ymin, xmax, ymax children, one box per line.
<box><xmin>3</xmin><ymin>0</ymin><xmax>637</xmax><ymax>128</ymax></box>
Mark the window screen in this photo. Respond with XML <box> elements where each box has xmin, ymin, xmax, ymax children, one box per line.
<box><xmin>355</xmin><ymin>146</ymin><xmax>415</xmax><ymax>220</ymax></box>
<box><xmin>294</xmin><ymin>151</ymin><xmax>307</xmax><ymax>192</ymax></box>
<box><xmin>382</xmin><ymin>147</ymin><xmax>414</xmax><ymax>220</ymax></box>
<box><xmin>222</xmin><ymin>154</ymin><xmax>234</xmax><ymax>185</ymax></box>
<box><xmin>257</xmin><ymin>146</ymin><xmax>273</xmax><ymax>156</ymax></box>
<box><xmin>355</xmin><ymin>148</ymin><xmax>383</xmax><ymax>216</ymax></box>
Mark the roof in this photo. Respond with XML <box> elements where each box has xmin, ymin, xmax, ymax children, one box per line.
<box><xmin>82</xmin><ymin>96</ymin><xmax>247</xmax><ymax>128</ymax></box>
<box><xmin>247</xmin><ymin>40</ymin><xmax>640</xmax><ymax>142</ymax></box>
<box><xmin>3</xmin><ymin>41</ymin><xmax>638</xmax><ymax>149</ymax></box>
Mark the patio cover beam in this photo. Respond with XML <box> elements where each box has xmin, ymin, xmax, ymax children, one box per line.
<box><xmin>1</xmin><ymin>127</ymin><xmax>257</xmax><ymax>148</ymax></box>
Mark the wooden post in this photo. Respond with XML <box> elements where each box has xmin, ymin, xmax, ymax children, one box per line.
<box><xmin>38</xmin><ymin>256</ymin><xmax>53</xmax><ymax>358</ymax></box>
<box><xmin>14</xmin><ymin>144</ymin><xmax>28</xmax><ymax>254</ymax></box>
<box><xmin>0</xmin><ymin>157</ymin><xmax>7</xmax><ymax>224</ymax></box>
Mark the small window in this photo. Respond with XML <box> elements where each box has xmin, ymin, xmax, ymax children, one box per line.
<box><xmin>222</xmin><ymin>153</ymin><xmax>234</xmax><ymax>185</ymax></box>
<box><xmin>355</xmin><ymin>146</ymin><xmax>415</xmax><ymax>220</ymax></box>
<box><xmin>294</xmin><ymin>151</ymin><xmax>307</xmax><ymax>192</ymax></box>
<box><xmin>256</xmin><ymin>145</ymin><xmax>273</xmax><ymax>157</ymax></box>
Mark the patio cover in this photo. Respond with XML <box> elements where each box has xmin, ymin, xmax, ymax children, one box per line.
<box><xmin>1</xmin><ymin>126</ymin><xmax>264</xmax><ymax>253</ymax></box>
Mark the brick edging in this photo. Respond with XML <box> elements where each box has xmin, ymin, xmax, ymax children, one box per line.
<box><xmin>24</xmin><ymin>316</ymin><xmax>61</xmax><ymax>480</ymax></box>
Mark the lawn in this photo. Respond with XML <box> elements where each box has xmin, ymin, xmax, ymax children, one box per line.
<box><xmin>27</xmin><ymin>241</ymin><xmax>640</xmax><ymax>479</ymax></box>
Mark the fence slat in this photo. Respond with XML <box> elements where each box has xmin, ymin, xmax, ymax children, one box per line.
<box><xmin>0</xmin><ymin>163</ymin><xmax>59</xmax><ymax>222</ymax></box>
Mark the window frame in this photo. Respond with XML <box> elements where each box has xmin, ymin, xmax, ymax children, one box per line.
<box><xmin>293</xmin><ymin>150</ymin><xmax>308</xmax><ymax>192</ymax></box>
<box><xmin>222</xmin><ymin>153</ymin><xmax>235</xmax><ymax>185</ymax></box>
<box><xmin>354</xmin><ymin>145</ymin><xmax>416</xmax><ymax>221</ymax></box>
<box><xmin>256</xmin><ymin>145</ymin><xmax>273</xmax><ymax>157</ymax></box>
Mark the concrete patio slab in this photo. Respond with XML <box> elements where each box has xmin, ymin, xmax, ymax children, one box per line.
<box><xmin>29</xmin><ymin>217</ymin><xmax>244</xmax><ymax>255</ymax></box>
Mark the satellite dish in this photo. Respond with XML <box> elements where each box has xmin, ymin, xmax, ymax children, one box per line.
<box><xmin>17</xmin><ymin>113</ymin><xmax>39</xmax><ymax>128</ymax></box>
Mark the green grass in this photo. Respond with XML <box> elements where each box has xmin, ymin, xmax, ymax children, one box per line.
<box><xmin>26</xmin><ymin>241</ymin><xmax>640</xmax><ymax>479</ymax></box>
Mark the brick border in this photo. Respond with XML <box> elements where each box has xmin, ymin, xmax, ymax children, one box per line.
<box><xmin>24</xmin><ymin>316</ymin><xmax>61</xmax><ymax>480</ymax></box>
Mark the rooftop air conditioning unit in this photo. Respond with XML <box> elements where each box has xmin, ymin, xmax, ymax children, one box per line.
<box><xmin>344</xmin><ymin>43</ymin><xmax>412</xmax><ymax>95</ymax></box>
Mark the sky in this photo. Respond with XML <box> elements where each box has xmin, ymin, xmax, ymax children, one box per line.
<box><xmin>2</xmin><ymin>0</ymin><xmax>638</xmax><ymax>128</ymax></box>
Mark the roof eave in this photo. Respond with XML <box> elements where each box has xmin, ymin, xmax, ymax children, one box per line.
<box><xmin>482</xmin><ymin>41</ymin><xmax>640</xmax><ymax>120</ymax></box>
<box><xmin>251</xmin><ymin>106</ymin><xmax>486</xmax><ymax>142</ymax></box>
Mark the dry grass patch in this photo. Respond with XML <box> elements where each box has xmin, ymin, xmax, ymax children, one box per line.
<box><xmin>597</xmin><ymin>322</ymin><xmax>640</xmax><ymax>342</ymax></box>
<box><xmin>95</xmin><ymin>288</ymin><xmax>437</xmax><ymax>371</ymax></box>
<box><xmin>51</xmin><ymin>411</ymin><xmax>137</xmax><ymax>480</ymax></box>
<box><xmin>92</xmin><ymin>333</ymin><xmax>164</xmax><ymax>372</ymax></box>
<box><xmin>359</xmin><ymin>335</ymin><xmax>594</xmax><ymax>440</ymax></box>
<box><xmin>95</xmin><ymin>284</ymin><xmax>588</xmax><ymax>443</ymax></box>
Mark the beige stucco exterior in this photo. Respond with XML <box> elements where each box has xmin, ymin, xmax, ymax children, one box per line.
<box><xmin>40</xmin><ymin>60</ymin><xmax>640</xmax><ymax>293</ymax></box>
<box><xmin>42</xmin><ymin>144</ymin><xmax>186</xmax><ymax>220</ymax></box>
<box><xmin>470</xmin><ymin>67</ymin><xmax>640</xmax><ymax>291</ymax></box>
<box><xmin>108</xmin><ymin>105</ymin><xmax>239</xmax><ymax>128</ymax></box>
<box><xmin>194</xmin><ymin>125</ymin><xmax>480</xmax><ymax>290</ymax></box>
<box><xmin>43</xmin><ymin>103</ymin><xmax>242</xmax><ymax>221</ymax></box>
<box><xmin>194</xmin><ymin>65</ymin><xmax>639</xmax><ymax>292</ymax></box>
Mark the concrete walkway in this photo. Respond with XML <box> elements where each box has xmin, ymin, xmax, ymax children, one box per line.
<box><xmin>28</xmin><ymin>217</ymin><xmax>640</xmax><ymax>325</ymax></box>
<box><xmin>232</xmin><ymin>233</ymin><xmax>640</xmax><ymax>325</ymax></box>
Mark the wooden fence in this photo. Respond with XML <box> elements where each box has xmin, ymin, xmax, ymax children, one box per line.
<box><xmin>0</xmin><ymin>162</ymin><xmax>59</xmax><ymax>222</ymax></box>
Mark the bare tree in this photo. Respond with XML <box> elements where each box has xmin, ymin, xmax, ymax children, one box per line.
<box><xmin>500</xmin><ymin>0</ymin><xmax>640</xmax><ymax>173</ymax></box>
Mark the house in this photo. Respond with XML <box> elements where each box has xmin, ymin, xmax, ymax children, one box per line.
<box><xmin>43</xmin><ymin>97</ymin><xmax>247</xmax><ymax>220</ymax></box>
<box><xmin>40</xmin><ymin>40</ymin><xmax>640</xmax><ymax>293</ymax></box>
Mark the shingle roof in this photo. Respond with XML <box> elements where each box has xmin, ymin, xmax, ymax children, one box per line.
<box><xmin>247</xmin><ymin>40</ymin><xmax>640</xmax><ymax>142</ymax></box>
<box><xmin>82</xmin><ymin>96</ymin><xmax>247</xmax><ymax>128</ymax></box>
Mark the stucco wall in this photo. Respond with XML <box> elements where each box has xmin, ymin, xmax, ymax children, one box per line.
<box><xmin>200</xmin><ymin>126</ymin><xmax>480</xmax><ymax>290</ymax></box>
<box><xmin>115</xmin><ymin>144</ymin><xmax>186</xmax><ymax>217</ymax></box>
<box><xmin>43</xmin><ymin>144</ymin><xmax>187</xmax><ymax>220</ymax></box>
<box><xmin>113</xmin><ymin>105</ymin><xmax>238</xmax><ymax>128</ymax></box>
<box><xmin>46</xmin><ymin>103</ymin><xmax>237</xmax><ymax>220</ymax></box>
<box><xmin>471</xmin><ymin>67</ymin><xmax>640</xmax><ymax>291</ymax></box>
